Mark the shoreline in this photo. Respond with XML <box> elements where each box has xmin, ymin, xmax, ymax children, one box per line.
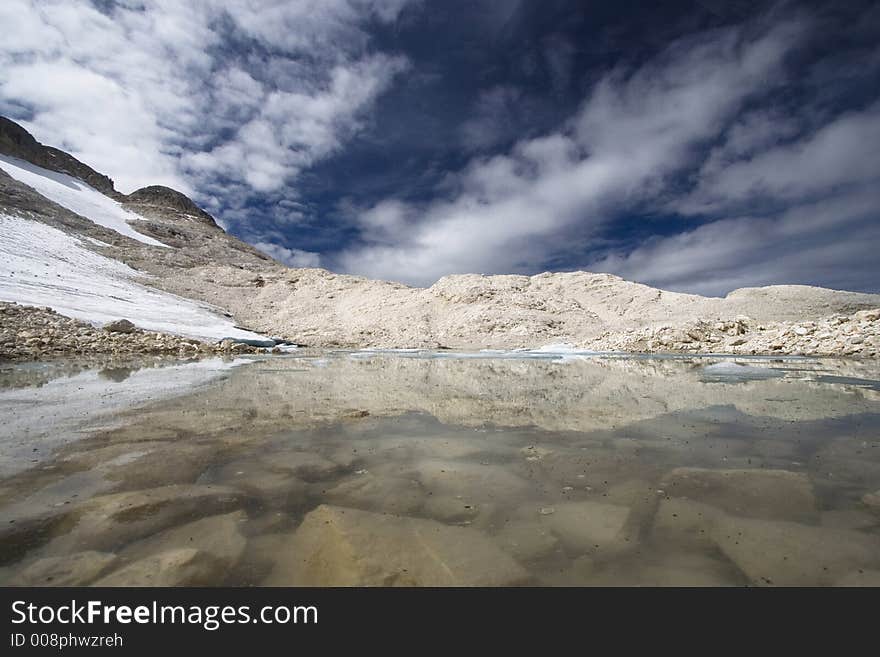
<box><xmin>2</xmin><ymin>301</ymin><xmax>878</xmax><ymax>361</ymax></box>
<box><xmin>0</xmin><ymin>302</ymin><xmax>275</xmax><ymax>361</ymax></box>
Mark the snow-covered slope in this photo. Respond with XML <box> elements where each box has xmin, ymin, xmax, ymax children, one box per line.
<box><xmin>0</xmin><ymin>214</ymin><xmax>265</xmax><ymax>341</ymax></box>
<box><xmin>0</xmin><ymin>154</ymin><xmax>168</xmax><ymax>247</ymax></box>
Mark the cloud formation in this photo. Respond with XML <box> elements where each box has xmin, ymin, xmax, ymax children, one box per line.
<box><xmin>0</xmin><ymin>0</ymin><xmax>411</xmax><ymax>231</ymax></box>
<box><xmin>2</xmin><ymin>2</ymin><xmax>878</xmax><ymax>296</ymax></box>
<box><xmin>338</xmin><ymin>18</ymin><xmax>808</xmax><ymax>284</ymax></box>
<box><xmin>337</xmin><ymin>10</ymin><xmax>880</xmax><ymax>294</ymax></box>
<box><xmin>253</xmin><ymin>241</ymin><xmax>322</xmax><ymax>269</ymax></box>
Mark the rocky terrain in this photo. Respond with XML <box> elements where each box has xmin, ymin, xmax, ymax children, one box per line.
<box><xmin>585</xmin><ymin>308</ymin><xmax>880</xmax><ymax>357</ymax></box>
<box><xmin>0</xmin><ymin>302</ymin><xmax>273</xmax><ymax>360</ymax></box>
<box><xmin>1</xmin><ymin>115</ymin><xmax>879</xmax><ymax>358</ymax></box>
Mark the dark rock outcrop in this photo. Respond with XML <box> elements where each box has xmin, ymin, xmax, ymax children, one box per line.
<box><xmin>1</xmin><ymin>115</ymin><xmax>222</xmax><ymax>230</ymax></box>
<box><xmin>0</xmin><ymin>116</ymin><xmax>119</xmax><ymax>197</ymax></box>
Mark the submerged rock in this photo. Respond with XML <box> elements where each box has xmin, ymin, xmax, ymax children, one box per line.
<box><xmin>659</xmin><ymin>467</ymin><xmax>816</xmax><ymax>522</ymax></box>
<box><xmin>422</xmin><ymin>496</ymin><xmax>483</xmax><ymax>523</ymax></box>
<box><xmin>411</xmin><ymin>459</ymin><xmax>531</xmax><ymax>503</ymax></box>
<box><xmin>585</xmin><ymin>552</ymin><xmax>741</xmax><ymax>587</ymax></box>
<box><xmin>120</xmin><ymin>511</ymin><xmax>247</xmax><ymax>569</ymax></box>
<box><xmin>539</xmin><ymin>501</ymin><xmax>634</xmax><ymax>556</ymax></box>
<box><xmin>94</xmin><ymin>548</ymin><xmax>221</xmax><ymax>586</ymax></box>
<box><xmin>265</xmin><ymin>504</ymin><xmax>530</xmax><ymax>586</ymax></box>
<box><xmin>8</xmin><ymin>551</ymin><xmax>117</xmax><ymax>586</ymax></box>
<box><xmin>324</xmin><ymin>474</ymin><xmax>425</xmax><ymax>515</ymax></box>
<box><xmin>265</xmin><ymin>451</ymin><xmax>341</xmax><ymax>481</ymax></box>
<box><xmin>651</xmin><ymin>498</ymin><xmax>723</xmax><ymax>549</ymax></box>
<box><xmin>711</xmin><ymin>515</ymin><xmax>880</xmax><ymax>586</ymax></box>
<box><xmin>45</xmin><ymin>484</ymin><xmax>244</xmax><ymax>553</ymax></box>
<box><xmin>206</xmin><ymin>460</ymin><xmax>307</xmax><ymax>507</ymax></box>
<box><xmin>494</xmin><ymin>519</ymin><xmax>560</xmax><ymax>561</ymax></box>
<box><xmin>834</xmin><ymin>570</ymin><xmax>880</xmax><ymax>587</ymax></box>
<box><xmin>820</xmin><ymin>509</ymin><xmax>878</xmax><ymax>530</ymax></box>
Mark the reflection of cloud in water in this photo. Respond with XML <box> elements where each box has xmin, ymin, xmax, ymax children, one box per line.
<box><xmin>0</xmin><ymin>358</ymin><xmax>251</xmax><ymax>476</ymax></box>
<box><xmin>116</xmin><ymin>354</ymin><xmax>880</xmax><ymax>443</ymax></box>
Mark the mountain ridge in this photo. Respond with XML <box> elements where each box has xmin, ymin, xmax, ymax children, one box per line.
<box><xmin>0</xmin><ymin>115</ymin><xmax>878</xmax><ymax>356</ymax></box>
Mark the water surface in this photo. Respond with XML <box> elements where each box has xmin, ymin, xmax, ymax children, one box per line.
<box><xmin>1</xmin><ymin>352</ymin><xmax>878</xmax><ymax>586</ymax></box>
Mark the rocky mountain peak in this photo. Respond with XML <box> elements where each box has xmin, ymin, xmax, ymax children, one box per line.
<box><xmin>123</xmin><ymin>185</ymin><xmax>218</xmax><ymax>228</ymax></box>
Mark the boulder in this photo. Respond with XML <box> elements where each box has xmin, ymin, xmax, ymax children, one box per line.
<box><xmin>264</xmin><ymin>504</ymin><xmax>529</xmax><ymax>586</ymax></box>
<box><xmin>103</xmin><ymin>319</ymin><xmax>136</xmax><ymax>333</ymax></box>
<box><xmin>219</xmin><ymin>337</ymin><xmax>275</xmax><ymax>348</ymax></box>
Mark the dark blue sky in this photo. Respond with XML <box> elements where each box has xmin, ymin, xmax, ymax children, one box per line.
<box><xmin>2</xmin><ymin>0</ymin><xmax>879</xmax><ymax>294</ymax></box>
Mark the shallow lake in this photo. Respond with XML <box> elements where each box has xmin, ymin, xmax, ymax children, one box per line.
<box><xmin>1</xmin><ymin>351</ymin><xmax>879</xmax><ymax>586</ymax></box>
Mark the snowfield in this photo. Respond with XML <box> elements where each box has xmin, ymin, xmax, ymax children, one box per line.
<box><xmin>0</xmin><ymin>214</ymin><xmax>266</xmax><ymax>341</ymax></box>
<box><xmin>0</xmin><ymin>154</ymin><xmax>168</xmax><ymax>247</ymax></box>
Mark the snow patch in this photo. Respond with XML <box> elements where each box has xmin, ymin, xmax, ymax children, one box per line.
<box><xmin>0</xmin><ymin>214</ymin><xmax>266</xmax><ymax>341</ymax></box>
<box><xmin>0</xmin><ymin>154</ymin><xmax>168</xmax><ymax>247</ymax></box>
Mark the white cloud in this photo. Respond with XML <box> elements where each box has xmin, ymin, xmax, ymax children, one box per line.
<box><xmin>339</xmin><ymin>18</ymin><xmax>808</xmax><ymax>285</ymax></box>
<box><xmin>0</xmin><ymin>0</ymin><xmax>412</xmax><ymax>203</ymax></box>
<box><xmin>586</xmin><ymin>98</ymin><xmax>880</xmax><ymax>295</ymax></box>
<box><xmin>677</xmin><ymin>103</ymin><xmax>880</xmax><ymax>214</ymax></box>
<box><xmin>254</xmin><ymin>241</ymin><xmax>322</xmax><ymax>268</ymax></box>
<box><xmin>590</xmin><ymin>186</ymin><xmax>880</xmax><ymax>296</ymax></box>
<box><xmin>182</xmin><ymin>54</ymin><xmax>408</xmax><ymax>193</ymax></box>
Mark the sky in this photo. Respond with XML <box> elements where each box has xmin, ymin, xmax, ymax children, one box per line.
<box><xmin>1</xmin><ymin>0</ymin><xmax>878</xmax><ymax>295</ymax></box>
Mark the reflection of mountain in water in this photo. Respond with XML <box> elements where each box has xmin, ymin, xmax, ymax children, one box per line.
<box><xmin>130</xmin><ymin>354</ymin><xmax>880</xmax><ymax>438</ymax></box>
<box><xmin>0</xmin><ymin>353</ymin><xmax>879</xmax><ymax>587</ymax></box>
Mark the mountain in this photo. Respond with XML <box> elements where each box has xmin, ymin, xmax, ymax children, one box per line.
<box><xmin>1</xmin><ymin>116</ymin><xmax>878</xmax><ymax>356</ymax></box>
